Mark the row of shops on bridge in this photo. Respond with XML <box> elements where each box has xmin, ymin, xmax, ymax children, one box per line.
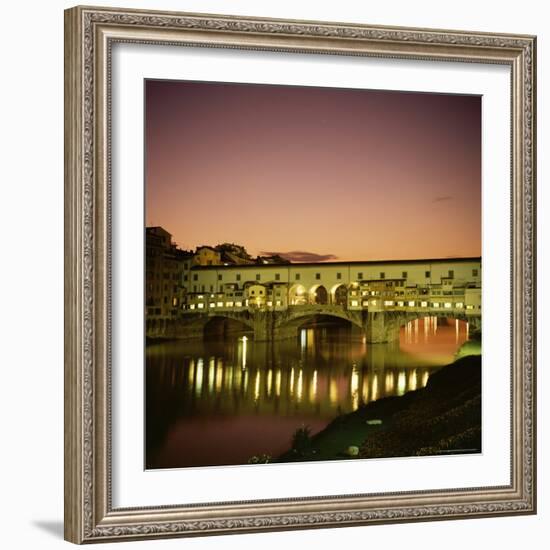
<box><xmin>183</xmin><ymin>278</ymin><xmax>481</xmax><ymax>315</ymax></box>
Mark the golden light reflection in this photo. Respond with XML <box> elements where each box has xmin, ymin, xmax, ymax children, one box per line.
<box><xmin>188</xmin><ymin>359</ymin><xmax>195</xmax><ymax>386</ymax></box>
<box><xmin>195</xmin><ymin>358</ymin><xmax>204</xmax><ymax>396</ymax></box>
<box><xmin>397</xmin><ymin>371</ymin><xmax>406</xmax><ymax>395</ymax></box>
<box><xmin>310</xmin><ymin>370</ymin><xmax>318</xmax><ymax>402</ymax></box>
<box><xmin>422</xmin><ymin>371</ymin><xmax>429</xmax><ymax>387</ymax></box>
<box><xmin>329</xmin><ymin>379</ymin><xmax>338</xmax><ymax>406</ymax></box>
<box><xmin>235</xmin><ymin>365</ymin><xmax>242</xmax><ymax>388</ymax></box>
<box><xmin>208</xmin><ymin>358</ymin><xmax>215</xmax><ymax>394</ymax></box>
<box><xmin>243</xmin><ymin>369</ymin><xmax>249</xmax><ymax>393</ymax></box>
<box><xmin>241</xmin><ymin>336</ymin><xmax>248</xmax><ymax>369</ymax></box>
<box><xmin>351</xmin><ymin>367</ymin><xmax>359</xmax><ymax>410</ymax></box>
<box><xmin>254</xmin><ymin>370</ymin><xmax>260</xmax><ymax>401</ymax></box>
<box><xmin>215</xmin><ymin>360</ymin><xmax>223</xmax><ymax>393</ymax></box>
<box><xmin>385</xmin><ymin>372</ymin><xmax>394</xmax><ymax>393</ymax></box>
<box><xmin>409</xmin><ymin>369</ymin><xmax>418</xmax><ymax>391</ymax></box>
<box><xmin>226</xmin><ymin>365</ymin><xmax>234</xmax><ymax>391</ymax></box>
<box><xmin>275</xmin><ymin>369</ymin><xmax>281</xmax><ymax>397</ymax></box>
<box><xmin>267</xmin><ymin>369</ymin><xmax>273</xmax><ymax>397</ymax></box>
<box><xmin>297</xmin><ymin>369</ymin><xmax>304</xmax><ymax>402</ymax></box>
<box><xmin>289</xmin><ymin>368</ymin><xmax>295</xmax><ymax>397</ymax></box>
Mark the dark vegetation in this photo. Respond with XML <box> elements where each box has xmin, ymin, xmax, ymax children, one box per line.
<box><xmin>277</xmin><ymin>355</ymin><xmax>481</xmax><ymax>463</ymax></box>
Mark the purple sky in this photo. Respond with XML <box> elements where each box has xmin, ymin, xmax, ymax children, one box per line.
<box><xmin>145</xmin><ymin>80</ymin><xmax>481</xmax><ymax>262</ymax></box>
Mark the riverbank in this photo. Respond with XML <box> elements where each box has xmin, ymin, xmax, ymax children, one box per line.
<box><xmin>277</xmin><ymin>353</ymin><xmax>481</xmax><ymax>463</ymax></box>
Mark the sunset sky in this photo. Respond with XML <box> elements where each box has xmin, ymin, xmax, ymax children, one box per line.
<box><xmin>145</xmin><ymin>80</ymin><xmax>481</xmax><ymax>262</ymax></box>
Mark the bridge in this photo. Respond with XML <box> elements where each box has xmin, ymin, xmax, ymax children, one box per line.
<box><xmin>148</xmin><ymin>303</ymin><xmax>481</xmax><ymax>343</ymax></box>
<box><xmin>146</xmin><ymin>257</ymin><xmax>481</xmax><ymax>343</ymax></box>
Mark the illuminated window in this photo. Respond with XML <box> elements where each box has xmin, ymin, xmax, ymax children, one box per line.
<box><xmin>466</xmin><ymin>305</ymin><xmax>475</xmax><ymax>310</ymax></box>
<box><xmin>189</xmin><ymin>304</ymin><xmax>196</xmax><ymax>310</ymax></box>
<box><xmin>433</xmin><ymin>302</ymin><xmax>440</xmax><ymax>308</ymax></box>
<box><xmin>384</xmin><ymin>300</ymin><xmax>394</xmax><ymax>306</ymax></box>
<box><xmin>226</xmin><ymin>302</ymin><xmax>234</xmax><ymax>307</ymax></box>
<box><xmin>267</xmin><ymin>301</ymin><xmax>273</xmax><ymax>307</ymax></box>
<box><xmin>217</xmin><ymin>302</ymin><xmax>223</xmax><ymax>307</ymax></box>
<box><xmin>197</xmin><ymin>295</ymin><xmax>204</xmax><ymax>299</ymax></box>
<box><xmin>197</xmin><ymin>303</ymin><xmax>204</xmax><ymax>309</ymax></box>
<box><xmin>362</xmin><ymin>301</ymin><xmax>369</xmax><ymax>307</ymax></box>
<box><xmin>397</xmin><ymin>301</ymin><xmax>404</xmax><ymax>307</ymax></box>
<box><xmin>371</xmin><ymin>300</ymin><xmax>377</xmax><ymax>306</ymax></box>
<box><xmin>420</xmin><ymin>301</ymin><xmax>428</xmax><ymax>307</ymax></box>
<box><xmin>172</xmin><ymin>297</ymin><xmax>178</xmax><ymax>307</ymax></box>
<box><xmin>209</xmin><ymin>303</ymin><xmax>215</xmax><ymax>308</ymax></box>
<box><xmin>444</xmin><ymin>302</ymin><xmax>452</xmax><ymax>308</ymax></box>
<box><xmin>235</xmin><ymin>301</ymin><xmax>242</xmax><ymax>307</ymax></box>
<box><xmin>456</xmin><ymin>302</ymin><xmax>464</xmax><ymax>308</ymax></box>
<box><xmin>408</xmin><ymin>301</ymin><xmax>415</xmax><ymax>307</ymax></box>
<box><xmin>276</xmin><ymin>300</ymin><xmax>281</xmax><ymax>306</ymax></box>
<box><xmin>351</xmin><ymin>300</ymin><xmax>359</xmax><ymax>307</ymax></box>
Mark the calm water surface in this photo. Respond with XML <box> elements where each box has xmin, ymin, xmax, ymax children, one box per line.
<box><xmin>146</xmin><ymin>317</ymin><xmax>469</xmax><ymax>468</ymax></box>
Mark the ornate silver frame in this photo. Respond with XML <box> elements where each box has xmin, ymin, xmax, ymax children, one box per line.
<box><xmin>64</xmin><ymin>5</ymin><xmax>537</xmax><ymax>544</ymax></box>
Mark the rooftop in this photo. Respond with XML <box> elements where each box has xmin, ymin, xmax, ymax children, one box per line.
<box><xmin>189</xmin><ymin>257</ymin><xmax>482</xmax><ymax>270</ymax></box>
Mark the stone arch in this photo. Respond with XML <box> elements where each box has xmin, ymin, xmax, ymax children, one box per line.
<box><xmin>203</xmin><ymin>315</ymin><xmax>254</xmax><ymax>339</ymax></box>
<box><xmin>279</xmin><ymin>309</ymin><xmax>364</xmax><ymax>334</ymax></box>
<box><xmin>308</xmin><ymin>284</ymin><xmax>328</xmax><ymax>305</ymax></box>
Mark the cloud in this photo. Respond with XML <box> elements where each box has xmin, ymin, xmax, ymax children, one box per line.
<box><xmin>433</xmin><ymin>196</ymin><xmax>453</xmax><ymax>203</ymax></box>
<box><xmin>260</xmin><ymin>250</ymin><xmax>339</xmax><ymax>263</ymax></box>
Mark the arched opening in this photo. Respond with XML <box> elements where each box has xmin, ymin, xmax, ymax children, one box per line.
<box><xmin>309</xmin><ymin>285</ymin><xmax>328</xmax><ymax>305</ymax></box>
<box><xmin>331</xmin><ymin>284</ymin><xmax>348</xmax><ymax>308</ymax></box>
<box><xmin>295</xmin><ymin>314</ymin><xmax>356</xmax><ymax>354</ymax></box>
<box><xmin>204</xmin><ymin>316</ymin><xmax>253</xmax><ymax>340</ymax></box>
<box><xmin>289</xmin><ymin>284</ymin><xmax>308</xmax><ymax>306</ymax></box>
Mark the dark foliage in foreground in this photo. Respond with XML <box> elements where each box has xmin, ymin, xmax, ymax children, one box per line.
<box><xmin>359</xmin><ymin>355</ymin><xmax>481</xmax><ymax>458</ymax></box>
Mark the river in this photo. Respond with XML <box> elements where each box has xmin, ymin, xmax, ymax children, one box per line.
<box><xmin>146</xmin><ymin>316</ymin><xmax>469</xmax><ymax>469</ymax></box>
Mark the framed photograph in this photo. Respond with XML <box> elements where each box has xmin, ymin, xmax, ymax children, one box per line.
<box><xmin>64</xmin><ymin>5</ymin><xmax>537</xmax><ymax>544</ymax></box>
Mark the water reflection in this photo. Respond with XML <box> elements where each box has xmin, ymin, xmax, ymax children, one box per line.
<box><xmin>146</xmin><ymin>317</ymin><xmax>468</xmax><ymax>469</ymax></box>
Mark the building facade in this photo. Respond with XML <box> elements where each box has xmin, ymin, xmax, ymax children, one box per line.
<box><xmin>182</xmin><ymin>258</ymin><xmax>482</xmax><ymax>317</ymax></box>
<box><xmin>145</xmin><ymin>227</ymin><xmax>192</xmax><ymax>329</ymax></box>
